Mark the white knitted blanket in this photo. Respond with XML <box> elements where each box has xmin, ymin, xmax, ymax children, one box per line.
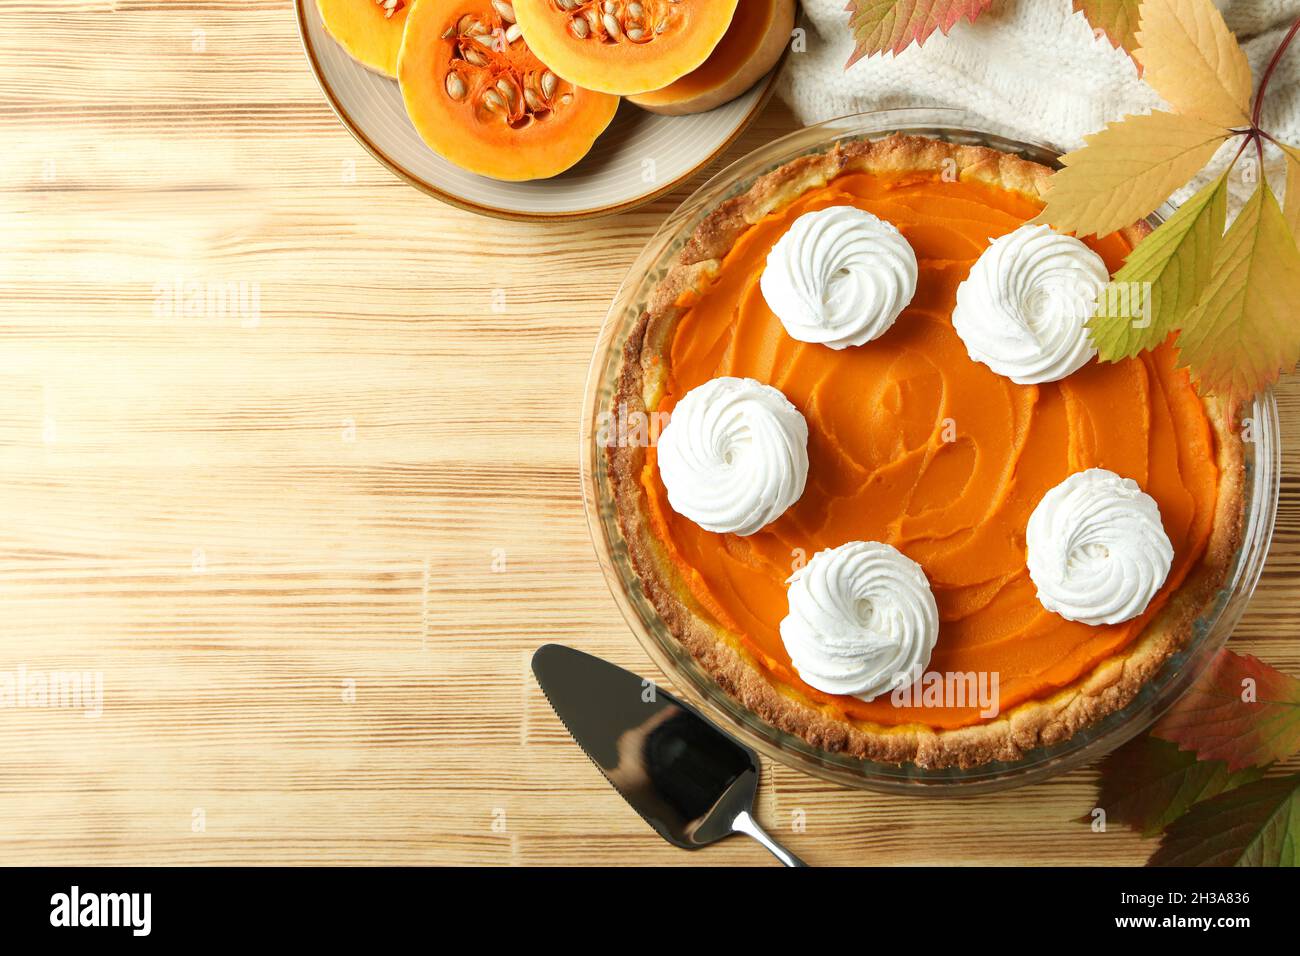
<box><xmin>779</xmin><ymin>0</ymin><xmax>1300</xmax><ymax>208</ymax></box>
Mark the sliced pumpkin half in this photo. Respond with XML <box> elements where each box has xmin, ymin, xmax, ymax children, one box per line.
<box><xmin>317</xmin><ymin>0</ymin><xmax>411</xmax><ymax>78</ymax></box>
<box><xmin>398</xmin><ymin>0</ymin><xmax>620</xmax><ymax>181</ymax></box>
<box><xmin>629</xmin><ymin>0</ymin><xmax>794</xmax><ymax>115</ymax></box>
<box><xmin>512</xmin><ymin>0</ymin><xmax>740</xmax><ymax>96</ymax></box>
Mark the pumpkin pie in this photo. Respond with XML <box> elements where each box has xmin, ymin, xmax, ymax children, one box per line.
<box><xmin>607</xmin><ymin>134</ymin><xmax>1244</xmax><ymax>769</ymax></box>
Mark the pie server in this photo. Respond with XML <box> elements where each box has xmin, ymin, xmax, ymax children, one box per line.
<box><xmin>531</xmin><ymin>643</ymin><xmax>807</xmax><ymax>866</ymax></box>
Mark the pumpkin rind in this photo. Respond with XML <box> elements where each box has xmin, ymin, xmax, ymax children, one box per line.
<box><xmin>317</xmin><ymin>0</ymin><xmax>410</xmax><ymax>78</ymax></box>
<box><xmin>629</xmin><ymin>0</ymin><xmax>793</xmax><ymax>115</ymax></box>
<box><xmin>398</xmin><ymin>0</ymin><xmax>619</xmax><ymax>181</ymax></box>
<box><xmin>512</xmin><ymin>0</ymin><xmax>740</xmax><ymax>96</ymax></box>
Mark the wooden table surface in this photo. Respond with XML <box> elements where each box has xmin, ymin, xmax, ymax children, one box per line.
<box><xmin>2</xmin><ymin>0</ymin><xmax>1297</xmax><ymax>866</ymax></box>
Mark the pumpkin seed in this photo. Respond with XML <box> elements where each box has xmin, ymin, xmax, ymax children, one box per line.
<box><xmin>496</xmin><ymin>77</ymin><xmax>518</xmax><ymax>109</ymax></box>
<box><xmin>602</xmin><ymin>12</ymin><xmax>621</xmax><ymax>38</ymax></box>
<box><xmin>445</xmin><ymin>72</ymin><xmax>467</xmax><ymax>100</ymax></box>
<box><xmin>491</xmin><ymin>0</ymin><xmax>516</xmax><ymax>23</ymax></box>
<box><xmin>569</xmin><ymin>16</ymin><xmax>589</xmax><ymax>38</ymax></box>
<box><xmin>540</xmin><ymin>70</ymin><xmax>558</xmax><ymax>99</ymax></box>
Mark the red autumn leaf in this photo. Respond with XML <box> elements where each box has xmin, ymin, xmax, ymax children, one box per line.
<box><xmin>1153</xmin><ymin>649</ymin><xmax>1300</xmax><ymax>771</ymax></box>
<box><xmin>1089</xmin><ymin>735</ymin><xmax>1264</xmax><ymax>837</ymax></box>
<box><xmin>846</xmin><ymin>0</ymin><xmax>993</xmax><ymax>65</ymax></box>
<box><xmin>1148</xmin><ymin>772</ymin><xmax>1300</xmax><ymax>866</ymax></box>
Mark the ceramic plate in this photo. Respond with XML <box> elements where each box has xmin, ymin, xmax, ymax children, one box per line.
<box><xmin>295</xmin><ymin>0</ymin><xmax>784</xmax><ymax>221</ymax></box>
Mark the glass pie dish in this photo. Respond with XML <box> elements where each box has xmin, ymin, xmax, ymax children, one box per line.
<box><xmin>579</xmin><ymin>108</ymin><xmax>1280</xmax><ymax>793</ymax></box>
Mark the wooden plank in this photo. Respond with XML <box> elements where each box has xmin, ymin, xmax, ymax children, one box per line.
<box><xmin>0</xmin><ymin>0</ymin><xmax>1295</xmax><ymax>866</ymax></box>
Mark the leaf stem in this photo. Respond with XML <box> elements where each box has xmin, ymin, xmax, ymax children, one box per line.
<box><xmin>1252</xmin><ymin>17</ymin><xmax>1300</xmax><ymax>128</ymax></box>
<box><xmin>1228</xmin><ymin>129</ymin><xmax>1255</xmax><ymax>170</ymax></box>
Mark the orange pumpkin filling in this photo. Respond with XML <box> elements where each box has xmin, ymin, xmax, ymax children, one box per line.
<box><xmin>641</xmin><ymin>171</ymin><xmax>1220</xmax><ymax>730</ymax></box>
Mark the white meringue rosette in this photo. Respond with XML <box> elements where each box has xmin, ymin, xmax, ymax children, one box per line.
<box><xmin>1026</xmin><ymin>468</ymin><xmax>1174</xmax><ymax>626</ymax></box>
<box><xmin>656</xmin><ymin>376</ymin><xmax>809</xmax><ymax>537</ymax></box>
<box><xmin>780</xmin><ymin>541</ymin><xmax>939</xmax><ymax>702</ymax></box>
<box><xmin>953</xmin><ymin>223</ymin><xmax>1109</xmax><ymax>384</ymax></box>
<box><xmin>760</xmin><ymin>205</ymin><xmax>919</xmax><ymax>350</ymax></box>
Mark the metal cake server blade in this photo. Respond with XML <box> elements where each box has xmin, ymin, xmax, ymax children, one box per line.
<box><xmin>531</xmin><ymin>643</ymin><xmax>807</xmax><ymax>866</ymax></box>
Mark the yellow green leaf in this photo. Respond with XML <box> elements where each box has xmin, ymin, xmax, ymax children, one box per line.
<box><xmin>1036</xmin><ymin>111</ymin><xmax>1229</xmax><ymax>237</ymax></box>
<box><xmin>1134</xmin><ymin>0</ymin><xmax>1254</xmax><ymax>129</ymax></box>
<box><xmin>1073</xmin><ymin>0</ymin><xmax>1142</xmax><ymax>57</ymax></box>
<box><xmin>1282</xmin><ymin>143</ymin><xmax>1300</xmax><ymax>245</ymax></box>
<box><xmin>1089</xmin><ymin>169</ymin><xmax>1229</xmax><ymax>360</ymax></box>
<box><xmin>1177</xmin><ymin>182</ymin><xmax>1300</xmax><ymax>400</ymax></box>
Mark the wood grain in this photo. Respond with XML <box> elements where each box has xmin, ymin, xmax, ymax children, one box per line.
<box><xmin>0</xmin><ymin>0</ymin><xmax>1296</xmax><ymax>866</ymax></box>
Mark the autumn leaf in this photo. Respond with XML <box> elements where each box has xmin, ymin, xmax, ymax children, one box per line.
<box><xmin>1153</xmin><ymin>649</ymin><xmax>1300</xmax><ymax>771</ymax></box>
<box><xmin>845</xmin><ymin>0</ymin><xmax>992</xmax><ymax>64</ymax></box>
<box><xmin>1091</xmin><ymin>735</ymin><xmax>1265</xmax><ymax>837</ymax></box>
<box><xmin>1135</xmin><ymin>0</ymin><xmax>1254</xmax><ymax>129</ymax></box>
<box><xmin>1088</xmin><ymin>169</ymin><xmax>1229</xmax><ymax>360</ymax></box>
<box><xmin>1148</xmin><ymin>772</ymin><xmax>1300</xmax><ymax>866</ymax></box>
<box><xmin>1035</xmin><ymin>111</ymin><xmax>1229</xmax><ymax>237</ymax></box>
<box><xmin>1282</xmin><ymin>142</ymin><xmax>1300</xmax><ymax>242</ymax></box>
<box><xmin>1074</xmin><ymin>0</ymin><xmax>1142</xmax><ymax>57</ymax></box>
<box><xmin>1175</xmin><ymin>182</ymin><xmax>1300</xmax><ymax>399</ymax></box>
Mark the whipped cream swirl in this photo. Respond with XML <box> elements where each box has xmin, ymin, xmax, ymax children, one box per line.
<box><xmin>657</xmin><ymin>377</ymin><xmax>808</xmax><ymax>536</ymax></box>
<box><xmin>760</xmin><ymin>205</ymin><xmax>918</xmax><ymax>350</ymax></box>
<box><xmin>1027</xmin><ymin>468</ymin><xmax>1174</xmax><ymax>626</ymax></box>
<box><xmin>780</xmin><ymin>541</ymin><xmax>939</xmax><ymax>701</ymax></box>
<box><xmin>953</xmin><ymin>223</ymin><xmax>1108</xmax><ymax>384</ymax></box>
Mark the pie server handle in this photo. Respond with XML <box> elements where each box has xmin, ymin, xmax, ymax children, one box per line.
<box><xmin>731</xmin><ymin>809</ymin><xmax>808</xmax><ymax>866</ymax></box>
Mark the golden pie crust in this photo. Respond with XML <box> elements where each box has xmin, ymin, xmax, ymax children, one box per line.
<box><xmin>608</xmin><ymin>134</ymin><xmax>1245</xmax><ymax>770</ymax></box>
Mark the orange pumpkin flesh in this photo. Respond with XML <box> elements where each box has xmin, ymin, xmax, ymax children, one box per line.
<box><xmin>317</xmin><ymin>0</ymin><xmax>411</xmax><ymax>78</ymax></box>
<box><xmin>629</xmin><ymin>0</ymin><xmax>793</xmax><ymax>115</ymax></box>
<box><xmin>398</xmin><ymin>0</ymin><xmax>619</xmax><ymax>181</ymax></box>
<box><xmin>512</xmin><ymin>0</ymin><xmax>741</xmax><ymax>96</ymax></box>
